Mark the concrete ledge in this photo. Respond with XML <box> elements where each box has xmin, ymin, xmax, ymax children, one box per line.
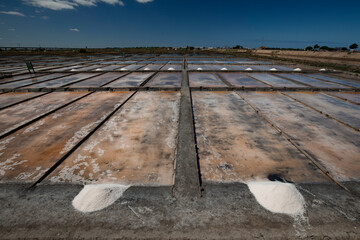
<box><xmin>1</xmin><ymin>182</ymin><xmax>359</xmax><ymax>239</ymax></box>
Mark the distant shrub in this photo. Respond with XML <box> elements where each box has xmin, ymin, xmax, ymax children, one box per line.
<box><xmin>79</xmin><ymin>48</ymin><xmax>87</xmax><ymax>53</ymax></box>
<box><xmin>350</xmin><ymin>43</ymin><xmax>358</xmax><ymax>50</ymax></box>
<box><xmin>305</xmin><ymin>46</ymin><xmax>313</xmax><ymax>51</ymax></box>
<box><xmin>319</xmin><ymin>46</ymin><xmax>334</xmax><ymax>51</ymax></box>
<box><xmin>233</xmin><ymin>45</ymin><xmax>243</xmax><ymax>49</ymax></box>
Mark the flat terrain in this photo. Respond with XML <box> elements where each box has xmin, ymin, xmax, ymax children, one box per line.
<box><xmin>223</xmin><ymin>49</ymin><xmax>360</xmax><ymax>73</ymax></box>
<box><xmin>0</xmin><ymin>54</ymin><xmax>360</xmax><ymax>239</ymax></box>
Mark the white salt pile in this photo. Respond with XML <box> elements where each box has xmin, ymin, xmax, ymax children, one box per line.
<box><xmin>319</xmin><ymin>68</ymin><xmax>326</xmax><ymax>71</ymax></box>
<box><xmin>245</xmin><ymin>68</ymin><xmax>253</xmax><ymax>71</ymax></box>
<box><xmin>70</xmin><ymin>69</ymin><xmax>76</xmax><ymax>71</ymax></box>
<box><xmin>246</xmin><ymin>181</ymin><xmax>305</xmax><ymax>216</ymax></box>
<box><xmin>72</xmin><ymin>184</ymin><xmax>130</xmax><ymax>213</ymax></box>
<box><xmin>144</xmin><ymin>68</ymin><xmax>150</xmax><ymax>70</ymax></box>
<box><xmin>168</xmin><ymin>67</ymin><xmax>175</xmax><ymax>70</ymax></box>
<box><xmin>293</xmin><ymin>68</ymin><xmax>302</xmax><ymax>71</ymax></box>
<box><xmin>270</xmin><ymin>68</ymin><xmax>277</xmax><ymax>71</ymax></box>
<box><xmin>221</xmin><ymin>67</ymin><xmax>228</xmax><ymax>70</ymax></box>
<box><xmin>95</xmin><ymin>68</ymin><xmax>102</xmax><ymax>71</ymax></box>
<box><xmin>120</xmin><ymin>68</ymin><xmax>127</xmax><ymax>71</ymax></box>
<box><xmin>197</xmin><ymin>67</ymin><xmax>203</xmax><ymax>70</ymax></box>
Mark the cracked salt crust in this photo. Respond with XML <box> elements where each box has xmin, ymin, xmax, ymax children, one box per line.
<box><xmin>60</xmin><ymin>114</ymin><xmax>108</xmax><ymax>154</ymax></box>
<box><xmin>0</xmin><ymin>153</ymin><xmax>26</xmax><ymax>176</ymax></box>
<box><xmin>23</xmin><ymin>119</ymin><xmax>45</xmax><ymax>133</ymax></box>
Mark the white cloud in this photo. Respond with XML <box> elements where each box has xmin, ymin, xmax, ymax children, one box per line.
<box><xmin>0</xmin><ymin>11</ymin><xmax>26</xmax><ymax>17</ymax></box>
<box><xmin>101</xmin><ymin>0</ymin><xmax>124</xmax><ymax>5</ymax></box>
<box><xmin>8</xmin><ymin>28</ymin><xmax>15</xmax><ymax>31</ymax></box>
<box><xmin>136</xmin><ymin>0</ymin><xmax>153</xmax><ymax>2</ymax></box>
<box><xmin>41</xmin><ymin>15</ymin><xmax>49</xmax><ymax>19</ymax></box>
<box><xmin>23</xmin><ymin>0</ymin><xmax>77</xmax><ymax>10</ymax></box>
<box><xmin>23</xmin><ymin>0</ymin><xmax>125</xmax><ymax>10</ymax></box>
<box><xmin>73</xmin><ymin>0</ymin><xmax>96</xmax><ymax>7</ymax></box>
<box><xmin>0</xmin><ymin>37</ymin><xmax>2</xmax><ymax>40</ymax></box>
<box><xmin>69</xmin><ymin>28</ymin><xmax>79</xmax><ymax>32</ymax></box>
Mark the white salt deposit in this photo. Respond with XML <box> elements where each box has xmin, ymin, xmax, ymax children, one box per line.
<box><xmin>293</xmin><ymin>68</ymin><xmax>302</xmax><ymax>71</ymax></box>
<box><xmin>197</xmin><ymin>67</ymin><xmax>203</xmax><ymax>70</ymax></box>
<box><xmin>319</xmin><ymin>68</ymin><xmax>326</xmax><ymax>71</ymax></box>
<box><xmin>70</xmin><ymin>69</ymin><xmax>76</xmax><ymax>71</ymax></box>
<box><xmin>72</xmin><ymin>184</ymin><xmax>130</xmax><ymax>213</ymax></box>
<box><xmin>270</xmin><ymin>68</ymin><xmax>277</xmax><ymax>71</ymax></box>
<box><xmin>221</xmin><ymin>68</ymin><xmax>228</xmax><ymax>70</ymax></box>
<box><xmin>144</xmin><ymin>68</ymin><xmax>150</xmax><ymax>70</ymax></box>
<box><xmin>95</xmin><ymin>68</ymin><xmax>102</xmax><ymax>71</ymax></box>
<box><xmin>168</xmin><ymin>67</ymin><xmax>175</xmax><ymax>70</ymax></box>
<box><xmin>120</xmin><ymin>68</ymin><xmax>127</xmax><ymax>71</ymax></box>
<box><xmin>246</xmin><ymin>181</ymin><xmax>305</xmax><ymax>216</ymax></box>
<box><xmin>245</xmin><ymin>68</ymin><xmax>253</xmax><ymax>71</ymax></box>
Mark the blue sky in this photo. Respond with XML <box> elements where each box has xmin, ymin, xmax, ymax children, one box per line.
<box><xmin>0</xmin><ymin>0</ymin><xmax>359</xmax><ymax>48</ymax></box>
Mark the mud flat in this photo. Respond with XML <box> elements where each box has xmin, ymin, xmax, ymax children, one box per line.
<box><xmin>47</xmin><ymin>91</ymin><xmax>180</xmax><ymax>186</ymax></box>
<box><xmin>0</xmin><ymin>92</ymin><xmax>132</xmax><ymax>183</ymax></box>
<box><xmin>192</xmin><ymin>91</ymin><xmax>328</xmax><ymax>184</ymax></box>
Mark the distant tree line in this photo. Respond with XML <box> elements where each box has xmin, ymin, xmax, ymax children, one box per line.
<box><xmin>233</xmin><ymin>45</ymin><xmax>244</xmax><ymax>49</ymax></box>
<box><xmin>305</xmin><ymin>43</ymin><xmax>358</xmax><ymax>51</ymax></box>
<box><xmin>230</xmin><ymin>43</ymin><xmax>358</xmax><ymax>51</ymax></box>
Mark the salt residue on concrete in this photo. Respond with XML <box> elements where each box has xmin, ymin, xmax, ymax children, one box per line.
<box><xmin>72</xmin><ymin>184</ymin><xmax>130</xmax><ymax>213</ymax></box>
<box><xmin>246</xmin><ymin>181</ymin><xmax>305</xmax><ymax>216</ymax></box>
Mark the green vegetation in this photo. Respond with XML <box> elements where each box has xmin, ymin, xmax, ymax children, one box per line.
<box><xmin>305</xmin><ymin>44</ymin><xmax>353</xmax><ymax>52</ymax></box>
<box><xmin>350</xmin><ymin>43</ymin><xmax>358</xmax><ymax>50</ymax></box>
<box><xmin>319</xmin><ymin>46</ymin><xmax>331</xmax><ymax>51</ymax></box>
<box><xmin>233</xmin><ymin>45</ymin><xmax>244</xmax><ymax>49</ymax></box>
